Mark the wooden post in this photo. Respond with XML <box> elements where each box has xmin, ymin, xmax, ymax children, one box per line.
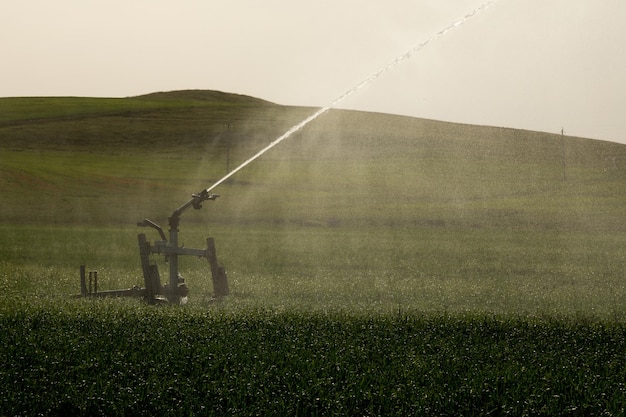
<box><xmin>147</xmin><ymin>264</ymin><xmax>161</xmax><ymax>303</ymax></box>
<box><xmin>217</xmin><ymin>266</ymin><xmax>228</xmax><ymax>296</ymax></box>
<box><xmin>206</xmin><ymin>238</ymin><xmax>229</xmax><ymax>297</ymax></box>
<box><xmin>560</xmin><ymin>128</ymin><xmax>567</xmax><ymax>181</ymax></box>
<box><xmin>138</xmin><ymin>233</ymin><xmax>158</xmax><ymax>303</ymax></box>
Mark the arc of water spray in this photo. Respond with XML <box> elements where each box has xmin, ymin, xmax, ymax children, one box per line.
<box><xmin>205</xmin><ymin>0</ymin><xmax>498</xmax><ymax>193</ymax></box>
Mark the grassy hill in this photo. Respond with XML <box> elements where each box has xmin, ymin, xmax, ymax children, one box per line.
<box><xmin>1</xmin><ymin>89</ymin><xmax>625</xmax><ymax>316</ymax></box>
<box><xmin>3</xmin><ymin>90</ymin><xmax>626</xmax><ymax>415</ymax></box>
<box><xmin>1</xmin><ymin>89</ymin><xmax>625</xmax><ymax>230</ymax></box>
<box><xmin>0</xmin><ymin>91</ymin><xmax>626</xmax><ymax>230</ymax></box>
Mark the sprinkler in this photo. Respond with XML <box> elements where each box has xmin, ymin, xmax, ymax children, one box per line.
<box><xmin>76</xmin><ymin>1</ymin><xmax>496</xmax><ymax>303</ymax></box>
<box><xmin>77</xmin><ymin>189</ymin><xmax>229</xmax><ymax>304</ymax></box>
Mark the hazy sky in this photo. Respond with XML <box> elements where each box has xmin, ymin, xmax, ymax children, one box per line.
<box><xmin>2</xmin><ymin>0</ymin><xmax>625</xmax><ymax>144</ymax></box>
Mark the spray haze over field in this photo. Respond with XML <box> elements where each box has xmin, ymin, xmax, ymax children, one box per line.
<box><xmin>2</xmin><ymin>91</ymin><xmax>626</xmax><ymax>415</ymax></box>
<box><xmin>3</xmin><ymin>1</ymin><xmax>626</xmax><ymax>412</ymax></box>
<box><xmin>1</xmin><ymin>90</ymin><xmax>625</xmax><ymax>315</ymax></box>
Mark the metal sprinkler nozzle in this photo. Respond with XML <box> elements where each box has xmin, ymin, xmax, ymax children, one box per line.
<box><xmin>191</xmin><ymin>191</ymin><xmax>219</xmax><ymax>209</ymax></box>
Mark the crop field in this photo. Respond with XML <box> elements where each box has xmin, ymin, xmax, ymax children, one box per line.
<box><xmin>1</xmin><ymin>91</ymin><xmax>626</xmax><ymax>415</ymax></box>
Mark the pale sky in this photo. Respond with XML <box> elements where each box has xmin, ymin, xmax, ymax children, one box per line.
<box><xmin>2</xmin><ymin>0</ymin><xmax>625</xmax><ymax>144</ymax></box>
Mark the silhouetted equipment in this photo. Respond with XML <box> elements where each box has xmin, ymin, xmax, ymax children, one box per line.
<box><xmin>77</xmin><ymin>189</ymin><xmax>229</xmax><ymax>304</ymax></box>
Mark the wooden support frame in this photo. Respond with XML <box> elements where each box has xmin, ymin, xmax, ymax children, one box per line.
<box><xmin>138</xmin><ymin>233</ymin><xmax>161</xmax><ymax>303</ymax></box>
<box><xmin>76</xmin><ymin>232</ymin><xmax>229</xmax><ymax>302</ymax></box>
<box><xmin>207</xmin><ymin>237</ymin><xmax>229</xmax><ymax>298</ymax></box>
<box><xmin>138</xmin><ymin>233</ymin><xmax>229</xmax><ymax>301</ymax></box>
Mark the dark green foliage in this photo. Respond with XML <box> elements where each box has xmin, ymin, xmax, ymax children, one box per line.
<box><xmin>1</xmin><ymin>306</ymin><xmax>625</xmax><ymax>416</ymax></box>
<box><xmin>2</xmin><ymin>91</ymin><xmax>626</xmax><ymax>416</ymax></box>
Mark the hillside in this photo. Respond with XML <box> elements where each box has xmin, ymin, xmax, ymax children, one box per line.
<box><xmin>1</xmin><ymin>90</ymin><xmax>625</xmax><ymax>231</ymax></box>
<box><xmin>0</xmin><ymin>90</ymin><xmax>288</xmax><ymax>152</ymax></box>
<box><xmin>2</xmin><ymin>91</ymin><xmax>626</xmax><ymax>416</ymax></box>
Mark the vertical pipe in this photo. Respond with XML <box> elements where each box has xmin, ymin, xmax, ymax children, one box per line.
<box><xmin>88</xmin><ymin>271</ymin><xmax>92</xmax><ymax>295</ymax></box>
<box><xmin>94</xmin><ymin>271</ymin><xmax>98</xmax><ymax>293</ymax></box>
<box><xmin>560</xmin><ymin>128</ymin><xmax>567</xmax><ymax>181</ymax></box>
<box><xmin>168</xmin><ymin>227</ymin><xmax>180</xmax><ymax>304</ymax></box>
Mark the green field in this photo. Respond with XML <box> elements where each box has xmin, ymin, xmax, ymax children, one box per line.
<box><xmin>1</xmin><ymin>90</ymin><xmax>626</xmax><ymax>415</ymax></box>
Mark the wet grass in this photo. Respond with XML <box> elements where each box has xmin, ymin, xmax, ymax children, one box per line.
<box><xmin>1</xmin><ymin>224</ymin><xmax>625</xmax><ymax>318</ymax></box>
<box><xmin>1</xmin><ymin>91</ymin><xmax>626</xmax><ymax>415</ymax></box>
<box><xmin>1</xmin><ymin>220</ymin><xmax>625</xmax><ymax>415</ymax></box>
<box><xmin>1</xmin><ymin>302</ymin><xmax>625</xmax><ymax>416</ymax></box>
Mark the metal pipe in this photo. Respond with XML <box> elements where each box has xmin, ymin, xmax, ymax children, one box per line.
<box><xmin>168</xmin><ymin>227</ymin><xmax>179</xmax><ymax>304</ymax></box>
<box><xmin>168</xmin><ymin>190</ymin><xmax>219</xmax><ymax>230</ymax></box>
<box><xmin>137</xmin><ymin>219</ymin><xmax>167</xmax><ymax>242</ymax></box>
<box><xmin>165</xmin><ymin>190</ymin><xmax>218</xmax><ymax>304</ymax></box>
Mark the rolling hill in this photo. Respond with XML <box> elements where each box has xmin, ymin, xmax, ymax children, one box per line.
<box><xmin>1</xmin><ymin>89</ymin><xmax>625</xmax><ymax>231</ymax></box>
<box><xmin>2</xmin><ymin>90</ymin><xmax>626</xmax><ymax>416</ymax></box>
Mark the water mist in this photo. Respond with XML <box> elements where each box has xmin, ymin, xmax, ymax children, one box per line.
<box><xmin>204</xmin><ymin>0</ymin><xmax>499</xmax><ymax>193</ymax></box>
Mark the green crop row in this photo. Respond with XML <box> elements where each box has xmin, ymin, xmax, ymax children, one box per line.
<box><xmin>1</xmin><ymin>303</ymin><xmax>625</xmax><ymax>416</ymax></box>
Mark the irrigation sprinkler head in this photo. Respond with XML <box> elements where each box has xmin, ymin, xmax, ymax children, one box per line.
<box><xmin>191</xmin><ymin>191</ymin><xmax>219</xmax><ymax>209</ymax></box>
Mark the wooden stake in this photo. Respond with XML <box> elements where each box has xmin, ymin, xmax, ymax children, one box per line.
<box><xmin>206</xmin><ymin>237</ymin><xmax>229</xmax><ymax>297</ymax></box>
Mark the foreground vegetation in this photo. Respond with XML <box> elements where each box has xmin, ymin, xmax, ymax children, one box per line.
<box><xmin>1</xmin><ymin>223</ymin><xmax>625</xmax><ymax>319</ymax></box>
<box><xmin>1</xmin><ymin>91</ymin><xmax>625</xmax><ymax>414</ymax></box>
<box><xmin>2</xmin><ymin>302</ymin><xmax>625</xmax><ymax>416</ymax></box>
